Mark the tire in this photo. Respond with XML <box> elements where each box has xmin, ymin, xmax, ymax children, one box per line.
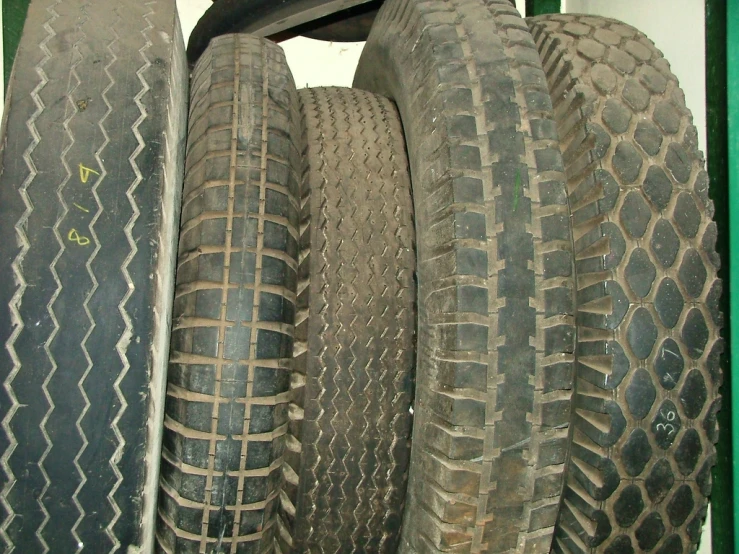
<box><xmin>155</xmin><ymin>35</ymin><xmax>301</xmax><ymax>553</ymax></box>
<box><xmin>353</xmin><ymin>1</ymin><xmax>577</xmax><ymax>552</ymax></box>
<box><xmin>0</xmin><ymin>1</ymin><xmax>187</xmax><ymax>551</ymax></box>
<box><xmin>186</xmin><ymin>0</ymin><xmax>374</xmax><ymax>66</ymax></box>
<box><xmin>528</xmin><ymin>14</ymin><xmax>722</xmax><ymax>553</ymax></box>
<box><xmin>277</xmin><ymin>87</ymin><xmax>416</xmax><ymax>552</ymax></box>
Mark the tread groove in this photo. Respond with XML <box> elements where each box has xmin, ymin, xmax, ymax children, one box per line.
<box><xmin>529</xmin><ymin>14</ymin><xmax>722</xmax><ymax>553</ymax></box>
<box><xmin>0</xmin><ymin>0</ymin><xmax>187</xmax><ymax>550</ymax></box>
<box><xmin>279</xmin><ymin>86</ymin><xmax>416</xmax><ymax>553</ymax></box>
<box><xmin>156</xmin><ymin>34</ymin><xmax>300</xmax><ymax>553</ymax></box>
<box><xmin>354</xmin><ymin>1</ymin><xmax>577</xmax><ymax>552</ymax></box>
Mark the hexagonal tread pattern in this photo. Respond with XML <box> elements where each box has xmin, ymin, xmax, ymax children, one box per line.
<box><xmin>529</xmin><ymin>13</ymin><xmax>722</xmax><ymax>554</ymax></box>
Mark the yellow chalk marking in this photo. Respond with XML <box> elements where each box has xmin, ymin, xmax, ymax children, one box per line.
<box><xmin>68</xmin><ymin>228</ymin><xmax>91</xmax><ymax>246</ymax></box>
<box><xmin>79</xmin><ymin>163</ymin><xmax>100</xmax><ymax>184</ymax></box>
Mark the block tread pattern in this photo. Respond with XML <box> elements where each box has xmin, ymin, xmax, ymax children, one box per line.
<box><xmin>276</xmin><ymin>86</ymin><xmax>416</xmax><ymax>553</ymax></box>
<box><xmin>354</xmin><ymin>1</ymin><xmax>577</xmax><ymax>552</ymax></box>
<box><xmin>155</xmin><ymin>34</ymin><xmax>301</xmax><ymax>554</ymax></box>
<box><xmin>0</xmin><ymin>0</ymin><xmax>187</xmax><ymax>551</ymax></box>
<box><xmin>529</xmin><ymin>14</ymin><xmax>722</xmax><ymax>553</ymax></box>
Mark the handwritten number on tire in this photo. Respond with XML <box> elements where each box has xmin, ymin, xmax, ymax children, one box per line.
<box><xmin>68</xmin><ymin>162</ymin><xmax>100</xmax><ymax>247</ymax></box>
<box><xmin>656</xmin><ymin>408</ymin><xmax>677</xmax><ymax>436</ymax></box>
<box><xmin>68</xmin><ymin>228</ymin><xmax>91</xmax><ymax>246</ymax></box>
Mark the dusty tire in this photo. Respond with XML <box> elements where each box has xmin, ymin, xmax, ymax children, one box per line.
<box><xmin>155</xmin><ymin>35</ymin><xmax>301</xmax><ymax>553</ymax></box>
<box><xmin>354</xmin><ymin>1</ymin><xmax>577</xmax><ymax>552</ymax></box>
<box><xmin>0</xmin><ymin>1</ymin><xmax>187</xmax><ymax>551</ymax></box>
<box><xmin>529</xmin><ymin>14</ymin><xmax>722</xmax><ymax>553</ymax></box>
<box><xmin>276</xmin><ymin>87</ymin><xmax>416</xmax><ymax>552</ymax></box>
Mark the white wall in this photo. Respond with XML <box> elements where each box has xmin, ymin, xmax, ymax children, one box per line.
<box><xmin>273</xmin><ymin>0</ymin><xmax>525</xmax><ymax>88</ymax></box>
<box><xmin>0</xmin><ymin>1</ymin><xmax>708</xmax><ymax>153</ymax></box>
<box><xmin>0</xmin><ymin>1</ymin><xmax>713</xmax><ymax>552</ymax></box>
<box><xmin>176</xmin><ymin>0</ymin><xmax>368</xmax><ymax>89</ymax></box>
<box><xmin>178</xmin><ymin>0</ymin><xmax>706</xmax><ymax>159</ymax></box>
<box><xmin>0</xmin><ymin>0</ymin><xmax>711</xmax><ymax>551</ymax></box>
<box><xmin>178</xmin><ymin>0</ymin><xmax>212</xmax><ymax>44</ymax></box>
<box><xmin>282</xmin><ymin>39</ymin><xmax>365</xmax><ymax>88</ymax></box>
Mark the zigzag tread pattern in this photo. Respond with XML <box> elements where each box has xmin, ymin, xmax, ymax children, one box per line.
<box><xmin>353</xmin><ymin>0</ymin><xmax>576</xmax><ymax>552</ymax></box>
<box><xmin>38</xmin><ymin>4</ymin><xmax>91</xmax><ymax>551</ymax></box>
<box><xmin>277</xmin><ymin>86</ymin><xmax>415</xmax><ymax>553</ymax></box>
<box><xmin>0</xmin><ymin>0</ymin><xmax>186</xmax><ymax>551</ymax></box>
<box><xmin>71</xmin><ymin>4</ymin><xmax>110</xmax><ymax>550</ymax></box>
<box><xmin>0</xmin><ymin>1</ymin><xmax>60</xmax><ymax>551</ymax></box>
<box><xmin>529</xmin><ymin>14</ymin><xmax>722</xmax><ymax>554</ymax></box>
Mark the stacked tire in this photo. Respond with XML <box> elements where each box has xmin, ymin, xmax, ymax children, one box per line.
<box><xmin>0</xmin><ymin>0</ymin><xmax>721</xmax><ymax>553</ymax></box>
<box><xmin>354</xmin><ymin>4</ymin><xmax>719</xmax><ymax>553</ymax></box>
<box><xmin>155</xmin><ymin>36</ymin><xmax>417</xmax><ymax>553</ymax></box>
<box><xmin>354</xmin><ymin>1</ymin><xmax>579</xmax><ymax>551</ymax></box>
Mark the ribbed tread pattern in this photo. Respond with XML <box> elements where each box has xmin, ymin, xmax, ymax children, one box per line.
<box><xmin>276</xmin><ymin>86</ymin><xmax>415</xmax><ymax>553</ymax></box>
<box><xmin>354</xmin><ymin>1</ymin><xmax>577</xmax><ymax>551</ymax></box>
<box><xmin>529</xmin><ymin>14</ymin><xmax>722</xmax><ymax>553</ymax></box>
<box><xmin>155</xmin><ymin>34</ymin><xmax>301</xmax><ymax>554</ymax></box>
<box><xmin>0</xmin><ymin>0</ymin><xmax>186</xmax><ymax>551</ymax></box>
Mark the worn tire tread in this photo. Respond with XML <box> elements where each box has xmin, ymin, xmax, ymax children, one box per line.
<box><xmin>155</xmin><ymin>34</ymin><xmax>301</xmax><ymax>554</ymax></box>
<box><xmin>354</xmin><ymin>1</ymin><xmax>577</xmax><ymax>551</ymax></box>
<box><xmin>275</xmin><ymin>86</ymin><xmax>416</xmax><ymax>553</ymax></box>
<box><xmin>529</xmin><ymin>14</ymin><xmax>722</xmax><ymax>554</ymax></box>
<box><xmin>0</xmin><ymin>1</ymin><xmax>187</xmax><ymax>551</ymax></box>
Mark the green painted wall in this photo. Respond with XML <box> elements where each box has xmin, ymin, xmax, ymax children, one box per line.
<box><xmin>526</xmin><ymin>0</ymin><xmax>560</xmax><ymax>16</ymax></box>
<box><xmin>3</xmin><ymin>0</ymin><xmax>31</xmax><ymax>89</ymax></box>
<box><xmin>727</xmin><ymin>0</ymin><xmax>739</xmax><ymax>549</ymax></box>
<box><xmin>705</xmin><ymin>2</ymin><xmax>733</xmax><ymax>551</ymax></box>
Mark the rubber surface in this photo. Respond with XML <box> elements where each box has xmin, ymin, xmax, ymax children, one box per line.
<box><xmin>299</xmin><ymin>5</ymin><xmax>380</xmax><ymax>42</ymax></box>
<box><xmin>0</xmin><ymin>0</ymin><xmax>187</xmax><ymax>551</ymax></box>
<box><xmin>529</xmin><ymin>14</ymin><xmax>722</xmax><ymax>553</ymax></box>
<box><xmin>277</xmin><ymin>87</ymin><xmax>415</xmax><ymax>552</ymax></box>
<box><xmin>354</xmin><ymin>1</ymin><xmax>577</xmax><ymax>551</ymax></box>
<box><xmin>155</xmin><ymin>35</ymin><xmax>301</xmax><ymax>553</ymax></box>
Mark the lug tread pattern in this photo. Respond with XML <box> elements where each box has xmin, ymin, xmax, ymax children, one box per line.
<box><xmin>354</xmin><ymin>1</ymin><xmax>576</xmax><ymax>551</ymax></box>
<box><xmin>155</xmin><ymin>34</ymin><xmax>301</xmax><ymax>554</ymax></box>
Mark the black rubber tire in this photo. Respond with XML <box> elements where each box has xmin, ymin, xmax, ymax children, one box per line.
<box><xmin>155</xmin><ymin>35</ymin><xmax>301</xmax><ymax>553</ymax></box>
<box><xmin>528</xmin><ymin>14</ymin><xmax>722</xmax><ymax>553</ymax></box>
<box><xmin>276</xmin><ymin>87</ymin><xmax>416</xmax><ymax>552</ymax></box>
<box><xmin>353</xmin><ymin>1</ymin><xmax>577</xmax><ymax>552</ymax></box>
<box><xmin>187</xmin><ymin>0</ymin><xmax>374</xmax><ymax>66</ymax></box>
<box><xmin>0</xmin><ymin>1</ymin><xmax>187</xmax><ymax>551</ymax></box>
<box><xmin>299</xmin><ymin>6</ymin><xmax>380</xmax><ymax>42</ymax></box>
